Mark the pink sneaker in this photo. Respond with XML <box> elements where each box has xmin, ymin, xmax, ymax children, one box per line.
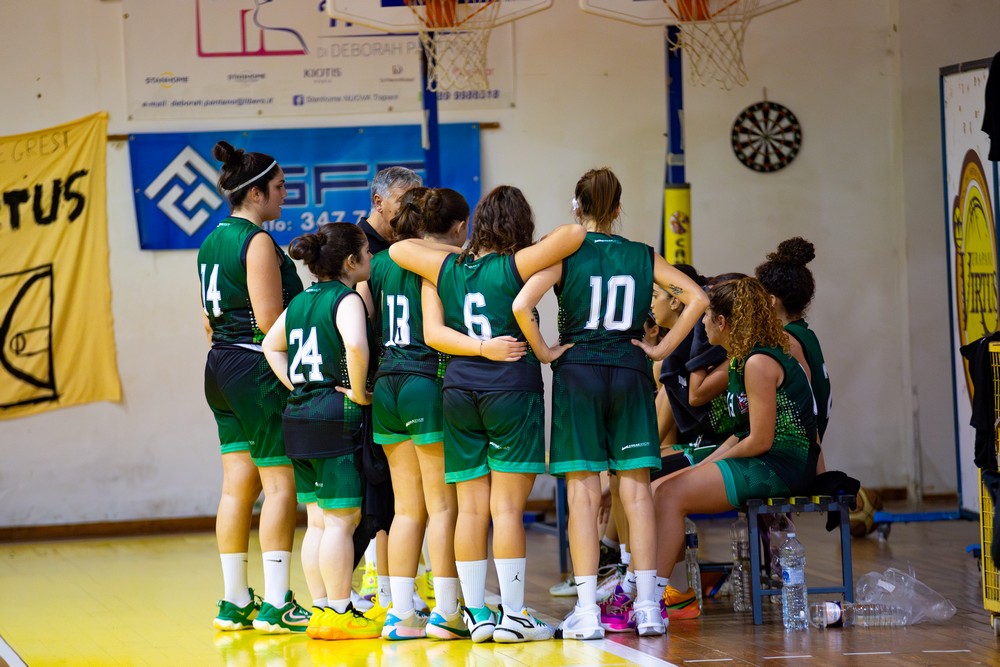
<box><xmin>598</xmin><ymin>586</ymin><xmax>635</xmax><ymax>633</ymax></box>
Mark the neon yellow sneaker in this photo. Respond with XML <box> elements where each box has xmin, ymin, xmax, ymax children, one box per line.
<box><xmin>415</xmin><ymin>571</ymin><xmax>435</xmax><ymax>608</ymax></box>
<box><xmin>306</xmin><ymin>605</ymin><xmax>326</xmax><ymax>640</ymax></box>
<box><xmin>359</xmin><ymin>562</ymin><xmax>378</xmax><ymax>601</ymax></box>
<box><xmin>314</xmin><ymin>604</ymin><xmax>381</xmax><ymax>640</ymax></box>
<box><xmin>364</xmin><ymin>595</ymin><xmax>390</xmax><ymax>628</ymax></box>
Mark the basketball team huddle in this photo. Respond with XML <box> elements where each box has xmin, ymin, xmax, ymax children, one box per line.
<box><xmin>199</xmin><ymin>142</ymin><xmax>830</xmax><ymax>644</ymax></box>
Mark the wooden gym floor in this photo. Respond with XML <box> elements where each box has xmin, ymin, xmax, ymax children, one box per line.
<box><xmin>0</xmin><ymin>505</ymin><xmax>995</xmax><ymax>666</ymax></box>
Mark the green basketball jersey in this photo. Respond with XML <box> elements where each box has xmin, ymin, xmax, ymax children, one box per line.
<box><xmin>436</xmin><ymin>252</ymin><xmax>542</xmax><ymax>391</ymax></box>
<box><xmin>282</xmin><ymin>280</ymin><xmax>376</xmax><ymax>421</ymax></box>
<box><xmin>785</xmin><ymin>319</ymin><xmax>831</xmax><ymax>438</ymax></box>
<box><xmin>554</xmin><ymin>232</ymin><xmax>655</xmax><ymax>375</ymax></box>
<box><xmin>368</xmin><ymin>250</ymin><xmax>447</xmax><ymax>381</ymax></box>
<box><xmin>726</xmin><ymin>345</ymin><xmax>818</xmax><ymax>488</ymax></box>
<box><xmin>197</xmin><ymin>217</ymin><xmax>303</xmax><ymax>346</ymax></box>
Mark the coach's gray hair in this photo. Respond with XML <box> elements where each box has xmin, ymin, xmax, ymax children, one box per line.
<box><xmin>370</xmin><ymin>166</ymin><xmax>422</xmax><ymax>204</ymax></box>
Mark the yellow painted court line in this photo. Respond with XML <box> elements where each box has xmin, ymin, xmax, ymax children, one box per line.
<box><xmin>593</xmin><ymin>640</ymin><xmax>681</xmax><ymax>666</ymax></box>
<box><xmin>0</xmin><ymin>635</ymin><xmax>27</xmax><ymax>667</ymax></box>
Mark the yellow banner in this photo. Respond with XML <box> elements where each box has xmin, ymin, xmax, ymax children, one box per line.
<box><xmin>0</xmin><ymin>112</ymin><xmax>121</xmax><ymax>419</ymax></box>
<box><xmin>664</xmin><ymin>184</ymin><xmax>692</xmax><ymax>265</ymax></box>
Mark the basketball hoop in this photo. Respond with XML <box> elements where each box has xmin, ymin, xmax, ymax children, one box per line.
<box><xmin>403</xmin><ymin>0</ymin><xmax>502</xmax><ymax>92</ymax></box>
<box><xmin>663</xmin><ymin>0</ymin><xmax>761</xmax><ymax>90</ymax></box>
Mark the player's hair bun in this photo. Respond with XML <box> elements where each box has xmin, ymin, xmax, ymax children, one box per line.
<box><xmin>212</xmin><ymin>140</ymin><xmax>244</xmax><ymax>168</ymax></box>
<box><xmin>768</xmin><ymin>237</ymin><xmax>815</xmax><ymax>266</ymax></box>
<box><xmin>288</xmin><ymin>232</ymin><xmax>321</xmax><ymax>263</ymax></box>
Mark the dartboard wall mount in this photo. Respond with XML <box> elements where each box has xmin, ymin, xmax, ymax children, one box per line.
<box><xmin>730</xmin><ymin>101</ymin><xmax>802</xmax><ymax>173</ymax></box>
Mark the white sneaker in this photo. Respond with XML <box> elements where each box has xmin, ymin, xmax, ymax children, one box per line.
<box><xmin>413</xmin><ymin>591</ymin><xmax>430</xmax><ymax>613</ymax></box>
<box><xmin>633</xmin><ymin>601</ymin><xmax>667</xmax><ymax>637</ymax></box>
<box><xmin>548</xmin><ymin>578</ymin><xmax>577</xmax><ymax>597</ymax></box>
<box><xmin>493</xmin><ymin>606</ymin><xmax>554</xmax><ymax>643</ymax></box>
<box><xmin>596</xmin><ymin>569</ymin><xmax>624</xmax><ymax>602</ymax></box>
<box><xmin>557</xmin><ymin>603</ymin><xmax>604</xmax><ymax>640</ymax></box>
<box><xmin>350</xmin><ymin>590</ymin><xmax>374</xmax><ymax>612</ymax></box>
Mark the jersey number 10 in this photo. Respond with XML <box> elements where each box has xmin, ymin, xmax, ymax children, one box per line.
<box><xmin>585</xmin><ymin>275</ymin><xmax>635</xmax><ymax>331</ymax></box>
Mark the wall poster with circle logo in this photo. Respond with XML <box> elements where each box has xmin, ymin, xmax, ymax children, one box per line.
<box><xmin>941</xmin><ymin>59</ymin><xmax>999</xmax><ymax>513</ymax></box>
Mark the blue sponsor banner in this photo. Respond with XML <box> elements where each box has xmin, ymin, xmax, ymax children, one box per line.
<box><xmin>130</xmin><ymin>124</ymin><xmax>481</xmax><ymax>249</ymax></box>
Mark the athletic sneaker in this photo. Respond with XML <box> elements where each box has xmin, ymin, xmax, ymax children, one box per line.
<box><xmin>214</xmin><ymin>588</ymin><xmax>260</xmax><ymax>631</ymax></box>
<box><xmin>633</xmin><ymin>600</ymin><xmax>667</xmax><ymax>637</ymax></box>
<box><xmin>556</xmin><ymin>603</ymin><xmax>604</xmax><ymax>640</ymax></box>
<box><xmin>381</xmin><ymin>608</ymin><xmax>429</xmax><ymax>640</ymax></box>
<box><xmin>253</xmin><ymin>591</ymin><xmax>311</xmax><ymax>634</ymax></box>
<box><xmin>413</xmin><ymin>591</ymin><xmax>430</xmax><ymax>614</ymax></box>
<box><xmin>548</xmin><ymin>577</ymin><xmax>577</xmax><ymax>597</ymax></box>
<box><xmin>426</xmin><ymin>607</ymin><xmax>470</xmax><ymax>640</ymax></box>
<box><xmin>306</xmin><ymin>605</ymin><xmax>326</xmax><ymax>640</ymax></box>
<box><xmin>493</xmin><ymin>606</ymin><xmax>554</xmax><ymax>643</ymax></box>
<box><xmin>662</xmin><ymin>586</ymin><xmax>701</xmax><ymax>620</ymax></box>
<box><xmin>415</xmin><ymin>571</ymin><xmax>435</xmax><ymax>607</ymax></box>
<box><xmin>598</xmin><ymin>541</ymin><xmax>621</xmax><ymax>571</ymax></box>
<box><xmin>462</xmin><ymin>604</ymin><xmax>497</xmax><ymax>643</ymax></box>
<box><xmin>359</xmin><ymin>562</ymin><xmax>378</xmax><ymax>600</ymax></box>
<box><xmin>314</xmin><ymin>604</ymin><xmax>381</xmax><ymax>640</ymax></box>
<box><xmin>599</xmin><ymin>585</ymin><xmax>635</xmax><ymax>633</ymax></box>
<box><xmin>364</xmin><ymin>596</ymin><xmax>390</xmax><ymax>626</ymax></box>
<box><xmin>596</xmin><ymin>565</ymin><xmax>625</xmax><ymax>602</ymax></box>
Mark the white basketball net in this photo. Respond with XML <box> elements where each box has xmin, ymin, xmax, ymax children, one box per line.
<box><xmin>404</xmin><ymin>1</ymin><xmax>502</xmax><ymax>92</ymax></box>
<box><xmin>664</xmin><ymin>0</ymin><xmax>761</xmax><ymax>90</ymax></box>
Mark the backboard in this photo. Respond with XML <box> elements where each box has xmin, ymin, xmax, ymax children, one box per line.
<box><xmin>326</xmin><ymin>0</ymin><xmax>553</xmax><ymax>32</ymax></box>
<box><xmin>578</xmin><ymin>0</ymin><xmax>799</xmax><ymax>26</ymax></box>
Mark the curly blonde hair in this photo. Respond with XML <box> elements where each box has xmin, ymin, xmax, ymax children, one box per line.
<box><xmin>709</xmin><ymin>277</ymin><xmax>789</xmax><ymax>364</ymax></box>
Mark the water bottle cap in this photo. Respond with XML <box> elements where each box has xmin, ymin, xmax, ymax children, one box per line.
<box><xmin>787</xmin><ymin>532</ymin><xmax>796</xmax><ymax>537</ymax></box>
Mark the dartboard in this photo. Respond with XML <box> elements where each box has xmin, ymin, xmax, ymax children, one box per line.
<box><xmin>730</xmin><ymin>101</ymin><xmax>802</xmax><ymax>173</ymax></box>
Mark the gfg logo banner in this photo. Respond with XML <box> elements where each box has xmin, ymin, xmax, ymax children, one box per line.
<box><xmin>130</xmin><ymin>123</ymin><xmax>481</xmax><ymax>249</ymax></box>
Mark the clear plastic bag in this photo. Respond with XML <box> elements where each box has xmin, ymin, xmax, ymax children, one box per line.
<box><xmin>854</xmin><ymin>566</ymin><xmax>956</xmax><ymax>625</ymax></box>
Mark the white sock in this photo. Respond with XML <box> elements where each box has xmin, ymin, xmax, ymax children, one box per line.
<box><xmin>312</xmin><ymin>597</ymin><xmax>328</xmax><ymax>609</ymax></box>
<box><xmin>655</xmin><ymin>576</ymin><xmax>670</xmax><ymax>603</ymax></box>
<box><xmin>494</xmin><ymin>557</ymin><xmax>526</xmax><ymax>611</ymax></box>
<box><xmin>621</xmin><ymin>549</ymin><xmax>632</xmax><ymax>566</ymax></box>
<box><xmin>574</xmin><ymin>574</ymin><xmax>598</xmax><ymax>608</ymax></box>
<box><xmin>622</xmin><ymin>569</ymin><xmax>638</xmax><ymax>596</ymax></box>
<box><xmin>601</xmin><ymin>536</ymin><xmax>620</xmax><ymax>549</ymax></box>
<box><xmin>262</xmin><ymin>551</ymin><xmax>291</xmax><ymax>607</ymax></box>
<box><xmin>330</xmin><ymin>597</ymin><xmax>350</xmax><ymax>613</ymax></box>
<box><xmin>390</xmin><ymin>576</ymin><xmax>416</xmax><ymax>614</ymax></box>
<box><xmin>377</xmin><ymin>575</ymin><xmax>392</xmax><ymax>606</ymax></box>
<box><xmin>365</xmin><ymin>538</ymin><xmax>378</xmax><ymax>568</ymax></box>
<box><xmin>220</xmin><ymin>553</ymin><xmax>250</xmax><ymax>605</ymax></box>
<box><xmin>433</xmin><ymin>576</ymin><xmax>459</xmax><ymax>615</ymax></box>
<box><xmin>456</xmin><ymin>559</ymin><xmax>488</xmax><ymax>609</ymax></box>
<box><xmin>636</xmin><ymin>570</ymin><xmax>657</xmax><ymax>606</ymax></box>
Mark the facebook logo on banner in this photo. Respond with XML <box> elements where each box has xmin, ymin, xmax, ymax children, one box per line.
<box><xmin>293</xmin><ymin>95</ymin><xmax>304</xmax><ymax>106</ymax></box>
<box><xmin>129</xmin><ymin>124</ymin><xmax>481</xmax><ymax>249</ymax></box>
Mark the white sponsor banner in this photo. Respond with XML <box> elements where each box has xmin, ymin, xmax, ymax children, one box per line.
<box><xmin>123</xmin><ymin>0</ymin><xmax>514</xmax><ymax>120</ymax></box>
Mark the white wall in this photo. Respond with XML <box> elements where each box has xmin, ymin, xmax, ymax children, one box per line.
<box><xmin>0</xmin><ymin>0</ymin><xmax>996</xmax><ymax>526</ymax></box>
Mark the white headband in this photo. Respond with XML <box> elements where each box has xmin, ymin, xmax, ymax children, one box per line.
<box><xmin>225</xmin><ymin>160</ymin><xmax>277</xmax><ymax>195</ymax></box>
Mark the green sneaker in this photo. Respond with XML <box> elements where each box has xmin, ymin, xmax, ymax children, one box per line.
<box><xmin>213</xmin><ymin>588</ymin><xmax>259</xmax><ymax>631</ymax></box>
<box><xmin>253</xmin><ymin>591</ymin><xmax>312</xmax><ymax>634</ymax></box>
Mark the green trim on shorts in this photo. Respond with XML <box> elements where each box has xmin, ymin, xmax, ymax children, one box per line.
<box><xmin>375</xmin><ymin>432</ymin><xmax>410</xmax><ymax>445</ymax></box>
<box><xmin>253</xmin><ymin>455</ymin><xmax>293</xmax><ymax>468</ymax></box>
<box><xmin>548</xmin><ymin>459</ymin><xmax>607</xmax><ymax>476</ymax></box>
<box><xmin>715</xmin><ymin>460</ymin><xmax>739</xmax><ymax>507</ymax></box>
<box><xmin>445</xmin><ymin>464</ymin><xmax>490</xmax><ymax>484</ymax></box>
<box><xmin>412</xmin><ymin>431</ymin><xmax>444</xmax><ymax>445</ymax></box>
<box><xmin>611</xmin><ymin>456</ymin><xmax>662</xmax><ymax>473</ymax></box>
<box><xmin>490</xmin><ymin>460</ymin><xmax>546</xmax><ymax>475</ymax></box>
<box><xmin>221</xmin><ymin>441</ymin><xmax>250</xmax><ymax>454</ymax></box>
<box><xmin>297</xmin><ymin>491</ymin><xmax>318</xmax><ymax>505</ymax></box>
<box><xmin>317</xmin><ymin>496</ymin><xmax>363</xmax><ymax>510</ymax></box>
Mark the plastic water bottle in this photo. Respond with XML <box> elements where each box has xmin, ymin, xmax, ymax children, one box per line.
<box><xmin>730</xmin><ymin>515</ymin><xmax>751</xmax><ymax>613</ymax></box>
<box><xmin>780</xmin><ymin>532</ymin><xmax>807</xmax><ymax>630</ymax></box>
<box><xmin>808</xmin><ymin>601</ymin><xmax>909</xmax><ymax>628</ymax></box>
<box><xmin>768</xmin><ymin>514</ymin><xmax>795</xmax><ymax>592</ymax></box>
<box><xmin>684</xmin><ymin>517</ymin><xmax>703</xmax><ymax>608</ymax></box>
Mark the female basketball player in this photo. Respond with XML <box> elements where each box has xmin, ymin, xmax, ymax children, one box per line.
<box><xmin>511</xmin><ymin>168</ymin><xmax>707</xmax><ymax>639</ymax></box>
<box><xmin>261</xmin><ymin>222</ymin><xmax>382</xmax><ymax>641</ymax></box>
<box><xmin>198</xmin><ymin>141</ymin><xmax>310</xmax><ymax>634</ymax></box>
<box><xmin>651</xmin><ymin>278</ymin><xmax>819</xmax><ymax>598</ymax></box>
<box><xmin>389</xmin><ymin>185</ymin><xmax>585</xmax><ymax>644</ymax></box>
<box><xmin>361</xmin><ymin>188</ymin><xmax>523</xmax><ymax>641</ymax></box>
